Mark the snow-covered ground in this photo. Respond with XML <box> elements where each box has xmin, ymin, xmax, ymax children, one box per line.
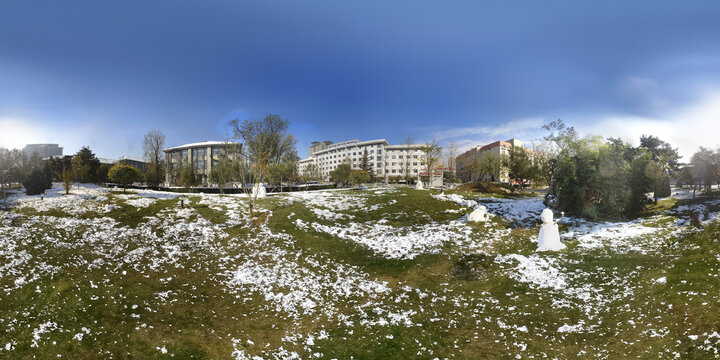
<box><xmin>2</xmin><ymin>183</ymin><xmax>719</xmax><ymax>358</ymax></box>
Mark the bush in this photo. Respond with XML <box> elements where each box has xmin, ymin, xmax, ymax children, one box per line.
<box><xmin>108</xmin><ymin>163</ymin><xmax>140</xmax><ymax>192</ymax></box>
<box><xmin>349</xmin><ymin>170</ymin><xmax>370</xmax><ymax>185</ymax></box>
<box><xmin>23</xmin><ymin>167</ymin><xmax>50</xmax><ymax>195</ymax></box>
<box><xmin>178</xmin><ymin>164</ymin><xmax>199</xmax><ymax>189</ymax></box>
<box><xmin>330</xmin><ymin>164</ymin><xmax>351</xmax><ymax>186</ymax></box>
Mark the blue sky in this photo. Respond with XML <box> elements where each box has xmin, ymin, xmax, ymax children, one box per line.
<box><xmin>1</xmin><ymin>1</ymin><xmax>720</xmax><ymax>160</ymax></box>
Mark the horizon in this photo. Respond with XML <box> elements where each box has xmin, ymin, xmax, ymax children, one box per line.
<box><xmin>2</xmin><ymin>1</ymin><xmax>720</xmax><ymax>161</ymax></box>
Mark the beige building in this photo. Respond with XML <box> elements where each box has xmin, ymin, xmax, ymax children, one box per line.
<box><xmin>299</xmin><ymin>139</ymin><xmax>429</xmax><ymax>181</ymax></box>
<box><xmin>455</xmin><ymin>138</ymin><xmax>536</xmax><ymax>184</ymax></box>
<box><xmin>164</xmin><ymin>141</ymin><xmax>241</xmax><ymax>186</ymax></box>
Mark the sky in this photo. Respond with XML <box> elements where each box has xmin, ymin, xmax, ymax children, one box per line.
<box><xmin>1</xmin><ymin>1</ymin><xmax>720</xmax><ymax>161</ymax></box>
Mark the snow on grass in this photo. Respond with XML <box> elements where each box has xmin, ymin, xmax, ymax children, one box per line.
<box><xmin>123</xmin><ymin>197</ymin><xmax>157</xmax><ymax>208</ymax></box>
<box><xmin>310</xmin><ymin>207</ymin><xmax>355</xmax><ymax>221</ymax></box>
<box><xmin>14</xmin><ymin>183</ymin><xmax>110</xmax><ymax>214</ymax></box>
<box><xmin>496</xmin><ymin>254</ymin><xmax>568</xmax><ymax>291</ymax></box>
<box><xmin>285</xmin><ymin>189</ymin><xmax>372</xmax><ymax>212</ymax></box>
<box><xmin>4</xmin><ymin>183</ymin><xmax>720</xmax><ymax>358</ymax></box>
<box><xmin>562</xmin><ymin>216</ymin><xmax>685</xmax><ymax>253</ymax></box>
<box><xmin>228</xmin><ymin>247</ymin><xmax>390</xmax><ymax>319</ymax></box>
<box><xmin>477</xmin><ymin>196</ymin><xmax>545</xmax><ymax>227</ymax></box>
<box><xmin>195</xmin><ymin>193</ymin><xmax>248</xmax><ymax>225</ymax></box>
<box><xmin>432</xmin><ymin>193</ymin><xmax>478</xmax><ymax>208</ymax></box>
<box><xmin>432</xmin><ymin>192</ymin><xmax>545</xmax><ymax>227</ymax></box>
<box><xmin>308</xmin><ymin>220</ymin><xmax>473</xmax><ymax>260</ymax></box>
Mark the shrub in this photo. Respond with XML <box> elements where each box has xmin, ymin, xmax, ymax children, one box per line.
<box><xmin>108</xmin><ymin>163</ymin><xmax>141</xmax><ymax>192</ymax></box>
<box><xmin>23</xmin><ymin>167</ymin><xmax>48</xmax><ymax>195</ymax></box>
<box><xmin>178</xmin><ymin>164</ymin><xmax>199</xmax><ymax>189</ymax></box>
<box><xmin>62</xmin><ymin>165</ymin><xmax>73</xmax><ymax>195</ymax></box>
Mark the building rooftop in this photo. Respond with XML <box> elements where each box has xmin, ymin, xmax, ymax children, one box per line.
<box><xmin>163</xmin><ymin>141</ymin><xmax>239</xmax><ymax>152</ymax></box>
<box><xmin>119</xmin><ymin>156</ymin><xmax>146</xmax><ymax>163</ymax></box>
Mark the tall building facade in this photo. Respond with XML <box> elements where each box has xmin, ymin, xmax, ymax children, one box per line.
<box><xmin>298</xmin><ymin>139</ymin><xmax>429</xmax><ymax>181</ymax></box>
<box><xmin>455</xmin><ymin>138</ymin><xmax>536</xmax><ymax>184</ymax></box>
<box><xmin>163</xmin><ymin>141</ymin><xmax>241</xmax><ymax>186</ymax></box>
<box><xmin>23</xmin><ymin>144</ymin><xmax>63</xmax><ymax>159</ymax></box>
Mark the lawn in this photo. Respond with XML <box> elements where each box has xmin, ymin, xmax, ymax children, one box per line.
<box><xmin>1</xmin><ymin>184</ymin><xmax>719</xmax><ymax>359</ymax></box>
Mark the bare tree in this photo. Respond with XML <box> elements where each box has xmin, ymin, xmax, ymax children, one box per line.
<box><xmin>403</xmin><ymin>132</ymin><xmax>414</xmax><ymax>184</ymax></box>
<box><xmin>421</xmin><ymin>139</ymin><xmax>443</xmax><ymax>187</ymax></box>
<box><xmin>231</xmin><ymin>114</ymin><xmax>296</xmax><ymax>217</ymax></box>
<box><xmin>143</xmin><ymin>129</ymin><xmax>166</xmax><ymax>186</ymax></box>
<box><xmin>444</xmin><ymin>141</ymin><xmax>458</xmax><ymax>183</ymax></box>
<box><xmin>472</xmin><ymin>152</ymin><xmax>503</xmax><ymax>183</ymax></box>
<box><xmin>0</xmin><ymin>148</ymin><xmax>22</xmax><ymax>208</ymax></box>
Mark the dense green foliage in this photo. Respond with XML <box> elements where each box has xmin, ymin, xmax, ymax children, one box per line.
<box><xmin>143</xmin><ymin>162</ymin><xmax>165</xmax><ymax>187</ymax></box>
<box><xmin>107</xmin><ymin>163</ymin><xmax>141</xmax><ymax>192</ymax></box>
<box><xmin>22</xmin><ymin>166</ymin><xmax>52</xmax><ymax>195</ymax></box>
<box><xmin>545</xmin><ymin>120</ymin><xmax>679</xmax><ymax>220</ymax></box>
<box><xmin>72</xmin><ymin>146</ymin><xmax>101</xmax><ymax>183</ymax></box>
<box><xmin>359</xmin><ymin>148</ymin><xmax>375</xmax><ymax>182</ymax></box>
<box><xmin>507</xmin><ymin>146</ymin><xmax>537</xmax><ymax>189</ymax></box>
<box><xmin>349</xmin><ymin>169</ymin><xmax>371</xmax><ymax>185</ymax></box>
<box><xmin>178</xmin><ymin>163</ymin><xmax>199</xmax><ymax>189</ymax></box>
<box><xmin>330</xmin><ymin>163</ymin><xmax>351</xmax><ymax>185</ymax></box>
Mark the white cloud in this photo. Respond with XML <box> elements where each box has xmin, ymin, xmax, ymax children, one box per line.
<box><xmin>430</xmin><ymin>117</ymin><xmax>546</xmax><ymax>153</ymax></box>
<box><xmin>583</xmin><ymin>90</ymin><xmax>720</xmax><ymax>161</ymax></box>
<box><xmin>433</xmin><ymin>117</ymin><xmax>544</xmax><ymax>141</ymax></box>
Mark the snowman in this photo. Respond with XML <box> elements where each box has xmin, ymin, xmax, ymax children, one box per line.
<box><xmin>537</xmin><ymin>208</ymin><xmax>565</xmax><ymax>251</ymax></box>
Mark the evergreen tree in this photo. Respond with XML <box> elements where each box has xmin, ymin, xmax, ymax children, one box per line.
<box><xmin>638</xmin><ymin>135</ymin><xmax>679</xmax><ymax>203</ymax></box>
<box><xmin>42</xmin><ymin>161</ymin><xmax>53</xmax><ymax>190</ymax></box>
<box><xmin>508</xmin><ymin>146</ymin><xmax>534</xmax><ymax>190</ymax></box>
<box><xmin>359</xmin><ymin>149</ymin><xmax>374</xmax><ymax>182</ymax></box>
<box><xmin>23</xmin><ymin>167</ymin><xmax>47</xmax><ymax>195</ymax></box>
<box><xmin>71</xmin><ymin>146</ymin><xmax>101</xmax><ymax>183</ymax></box>
<box><xmin>178</xmin><ymin>163</ymin><xmax>200</xmax><ymax>190</ymax></box>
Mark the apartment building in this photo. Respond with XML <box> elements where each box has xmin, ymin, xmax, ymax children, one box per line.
<box><xmin>298</xmin><ymin>139</ymin><xmax>428</xmax><ymax>181</ymax></box>
<box><xmin>163</xmin><ymin>141</ymin><xmax>241</xmax><ymax>186</ymax></box>
<box><xmin>456</xmin><ymin>145</ymin><xmax>481</xmax><ymax>182</ymax></box>
<box><xmin>117</xmin><ymin>156</ymin><xmax>148</xmax><ymax>172</ymax></box>
<box><xmin>455</xmin><ymin>138</ymin><xmax>536</xmax><ymax>184</ymax></box>
<box><xmin>23</xmin><ymin>144</ymin><xmax>63</xmax><ymax>159</ymax></box>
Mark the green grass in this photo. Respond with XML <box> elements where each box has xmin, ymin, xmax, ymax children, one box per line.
<box><xmin>3</xmin><ymin>187</ymin><xmax>720</xmax><ymax>359</ymax></box>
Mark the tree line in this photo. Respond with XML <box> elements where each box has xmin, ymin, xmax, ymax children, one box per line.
<box><xmin>540</xmin><ymin>119</ymin><xmax>718</xmax><ymax>220</ymax></box>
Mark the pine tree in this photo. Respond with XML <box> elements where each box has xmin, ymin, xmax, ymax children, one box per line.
<box><xmin>359</xmin><ymin>149</ymin><xmax>374</xmax><ymax>182</ymax></box>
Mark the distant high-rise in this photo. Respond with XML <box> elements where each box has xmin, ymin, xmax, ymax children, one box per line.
<box><xmin>23</xmin><ymin>144</ymin><xmax>63</xmax><ymax>159</ymax></box>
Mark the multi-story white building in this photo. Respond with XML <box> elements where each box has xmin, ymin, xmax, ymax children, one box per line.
<box><xmin>298</xmin><ymin>139</ymin><xmax>429</xmax><ymax>181</ymax></box>
<box><xmin>23</xmin><ymin>144</ymin><xmax>63</xmax><ymax>159</ymax></box>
